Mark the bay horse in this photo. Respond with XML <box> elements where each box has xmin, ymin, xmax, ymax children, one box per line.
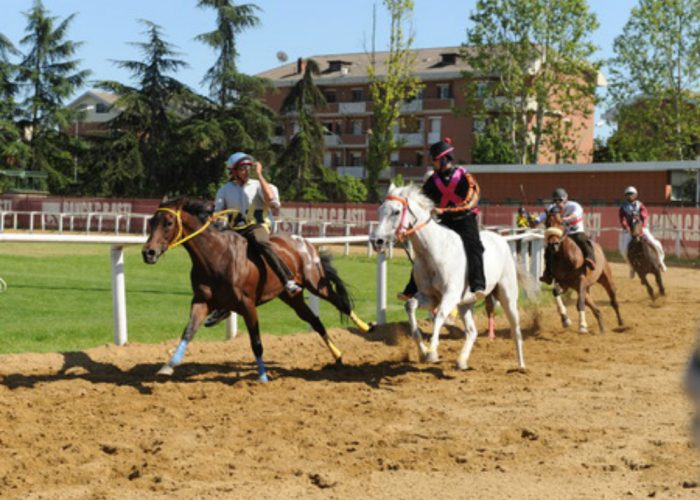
<box><xmin>371</xmin><ymin>184</ymin><xmax>537</xmax><ymax>371</ymax></box>
<box><xmin>544</xmin><ymin>212</ymin><xmax>623</xmax><ymax>333</ymax></box>
<box><xmin>141</xmin><ymin>197</ymin><xmax>371</xmax><ymax>382</ymax></box>
<box><xmin>627</xmin><ymin>214</ymin><xmax>665</xmax><ymax>299</ymax></box>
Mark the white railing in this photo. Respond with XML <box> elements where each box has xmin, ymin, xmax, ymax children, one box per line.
<box><xmin>0</xmin><ymin>210</ymin><xmax>151</xmax><ymax>235</ymax></box>
<box><xmin>0</xmin><ymin>229</ymin><xmax>544</xmax><ymax>347</ymax></box>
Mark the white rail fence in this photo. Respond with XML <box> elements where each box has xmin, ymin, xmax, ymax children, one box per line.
<box><xmin>0</xmin><ymin>230</ymin><xmax>543</xmax><ymax>346</ymax></box>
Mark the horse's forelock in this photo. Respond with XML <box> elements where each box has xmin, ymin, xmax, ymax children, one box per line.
<box><xmin>183</xmin><ymin>199</ymin><xmax>214</xmax><ymax>222</ymax></box>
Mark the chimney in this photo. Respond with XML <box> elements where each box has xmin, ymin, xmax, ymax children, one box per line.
<box><xmin>296</xmin><ymin>57</ymin><xmax>306</xmax><ymax>74</ymax></box>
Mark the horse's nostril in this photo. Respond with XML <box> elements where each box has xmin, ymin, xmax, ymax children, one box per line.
<box><xmin>376</xmin><ymin>238</ymin><xmax>384</xmax><ymax>247</ymax></box>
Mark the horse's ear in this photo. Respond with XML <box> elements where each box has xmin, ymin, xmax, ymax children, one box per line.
<box><xmin>387</xmin><ymin>183</ymin><xmax>396</xmax><ymax>195</ymax></box>
<box><xmin>161</xmin><ymin>195</ymin><xmax>168</xmax><ymax>203</ymax></box>
<box><xmin>203</xmin><ymin>200</ymin><xmax>215</xmax><ymax>215</ymax></box>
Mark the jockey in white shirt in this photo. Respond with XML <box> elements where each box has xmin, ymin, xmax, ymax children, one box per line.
<box><xmin>536</xmin><ymin>188</ymin><xmax>596</xmax><ymax>284</ymax></box>
<box><xmin>618</xmin><ymin>185</ymin><xmax>667</xmax><ymax>274</ymax></box>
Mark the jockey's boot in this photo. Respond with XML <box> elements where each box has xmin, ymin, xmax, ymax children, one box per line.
<box><xmin>397</xmin><ymin>292</ymin><xmax>414</xmax><ymax>302</ymax></box>
<box><xmin>584</xmin><ymin>258</ymin><xmax>596</xmax><ymax>270</ymax></box>
<box><xmin>471</xmin><ymin>287</ymin><xmax>486</xmax><ymax>301</ymax></box>
<box><xmin>284</xmin><ymin>280</ymin><xmax>303</xmax><ymax>297</ymax></box>
<box><xmin>204</xmin><ymin>309</ymin><xmax>230</xmax><ymax>328</ymax></box>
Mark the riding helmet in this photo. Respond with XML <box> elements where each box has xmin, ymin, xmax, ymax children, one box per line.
<box><xmin>624</xmin><ymin>186</ymin><xmax>638</xmax><ymax>195</ymax></box>
<box><xmin>429</xmin><ymin>138</ymin><xmax>455</xmax><ymax>161</ymax></box>
<box><xmin>226</xmin><ymin>152</ymin><xmax>255</xmax><ymax>170</ymax></box>
<box><xmin>552</xmin><ymin>188</ymin><xmax>568</xmax><ymax>200</ymax></box>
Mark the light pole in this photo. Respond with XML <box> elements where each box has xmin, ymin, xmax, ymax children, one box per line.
<box><xmin>74</xmin><ymin>105</ymin><xmax>94</xmax><ymax>183</ymax></box>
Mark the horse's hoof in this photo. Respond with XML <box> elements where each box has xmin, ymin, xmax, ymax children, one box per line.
<box><xmin>507</xmin><ymin>367</ymin><xmax>528</xmax><ymax>374</ymax></box>
<box><xmin>367</xmin><ymin>322</ymin><xmax>376</xmax><ymax>333</ymax></box>
<box><xmin>334</xmin><ymin>357</ymin><xmax>344</xmax><ymax>367</ymax></box>
<box><xmin>562</xmin><ymin>318</ymin><xmax>571</xmax><ymax>328</ymax></box>
<box><xmin>456</xmin><ymin>360</ymin><xmax>468</xmax><ymax>370</ymax></box>
<box><xmin>157</xmin><ymin>364</ymin><xmax>174</xmax><ymax>377</ymax></box>
<box><xmin>424</xmin><ymin>351</ymin><xmax>439</xmax><ymax>363</ymax></box>
<box><xmin>578</xmin><ymin>327</ymin><xmax>589</xmax><ymax>334</ymax></box>
<box><xmin>258</xmin><ymin>373</ymin><xmax>269</xmax><ymax>383</ymax></box>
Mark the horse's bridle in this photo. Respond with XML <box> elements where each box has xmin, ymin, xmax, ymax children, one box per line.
<box><xmin>156</xmin><ymin>207</ymin><xmax>238</xmax><ymax>250</ymax></box>
<box><xmin>384</xmin><ymin>195</ymin><xmax>430</xmax><ymax>242</ymax></box>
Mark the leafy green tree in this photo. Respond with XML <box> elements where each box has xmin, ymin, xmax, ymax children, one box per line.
<box><xmin>365</xmin><ymin>0</ymin><xmax>422</xmax><ymax>202</ymax></box>
<box><xmin>275</xmin><ymin>59</ymin><xmax>326</xmax><ymax>199</ymax></box>
<box><xmin>193</xmin><ymin>0</ymin><xmax>275</xmax><ymax>193</ymax></box>
<box><xmin>0</xmin><ymin>32</ymin><xmax>29</xmax><ymax>170</ymax></box>
<box><xmin>472</xmin><ymin>122</ymin><xmax>516</xmax><ymax>164</ymax></box>
<box><xmin>15</xmin><ymin>0</ymin><xmax>90</xmax><ymax>187</ymax></box>
<box><xmin>98</xmin><ymin>20</ymin><xmax>200</xmax><ymax>195</ymax></box>
<box><xmin>607</xmin><ymin>0</ymin><xmax>700</xmax><ymax>161</ymax></box>
<box><xmin>462</xmin><ymin>0</ymin><xmax>599</xmax><ymax>164</ymax></box>
<box><xmin>196</xmin><ymin>0</ymin><xmax>262</xmax><ymax>108</ymax></box>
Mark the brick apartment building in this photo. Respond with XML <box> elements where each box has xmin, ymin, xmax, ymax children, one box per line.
<box><xmin>257</xmin><ymin>46</ymin><xmax>603</xmax><ymax>182</ymax></box>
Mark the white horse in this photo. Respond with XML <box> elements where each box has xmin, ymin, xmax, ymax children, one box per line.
<box><xmin>371</xmin><ymin>184</ymin><xmax>534</xmax><ymax>371</ymax></box>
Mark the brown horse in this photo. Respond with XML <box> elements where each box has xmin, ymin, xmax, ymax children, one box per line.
<box><xmin>627</xmin><ymin>214</ymin><xmax>665</xmax><ymax>299</ymax></box>
<box><xmin>141</xmin><ymin>197</ymin><xmax>371</xmax><ymax>382</ymax></box>
<box><xmin>545</xmin><ymin>212</ymin><xmax>623</xmax><ymax>333</ymax></box>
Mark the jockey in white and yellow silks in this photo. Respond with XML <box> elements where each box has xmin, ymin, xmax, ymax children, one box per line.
<box><xmin>618</xmin><ymin>186</ymin><xmax>667</xmax><ymax>274</ymax></box>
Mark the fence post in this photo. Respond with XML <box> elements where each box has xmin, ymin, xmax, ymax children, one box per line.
<box><xmin>344</xmin><ymin>224</ymin><xmax>354</xmax><ymax>256</ymax></box>
<box><xmin>110</xmin><ymin>245</ymin><xmax>128</xmax><ymax>346</ymax></box>
<box><xmin>376</xmin><ymin>251</ymin><xmax>387</xmax><ymax>325</ymax></box>
<box><xmin>367</xmin><ymin>222</ymin><xmax>376</xmax><ymax>257</ymax></box>
<box><xmin>225</xmin><ymin>313</ymin><xmax>238</xmax><ymax>340</ymax></box>
<box><xmin>529</xmin><ymin>237</ymin><xmax>543</xmax><ymax>281</ymax></box>
<box><xmin>675</xmin><ymin>229</ymin><xmax>682</xmax><ymax>258</ymax></box>
<box><xmin>0</xmin><ymin>212</ymin><xmax>4</xmax><ymax>232</ymax></box>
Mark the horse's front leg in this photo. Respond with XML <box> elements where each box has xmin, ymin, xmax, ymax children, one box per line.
<box><xmin>576</xmin><ymin>278</ymin><xmax>589</xmax><ymax>334</ymax></box>
<box><xmin>425</xmin><ymin>296</ymin><xmax>460</xmax><ymax>363</ymax></box>
<box><xmin>405</xmin><ymin>295</ymin><xmax>429</xmax><ymax>360</ymax></box>
<box><xmin>654</xmin><ymin>269</ymin><xmax>666</xmax><ymax>297</ymax></box>
<box><xmin>158</xmin><ymin>301</ymin><xmax>209</xmax><ymax>376</ymax></box>
<box><xmin>552</xmin><ymin>283</ymin><xmax>571</xmax><ymax>328</ymax></box>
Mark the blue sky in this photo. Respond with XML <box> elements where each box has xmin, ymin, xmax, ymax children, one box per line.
<box><xmin>2</xmin><ymin>0</ymin><xmax>637</xmax><ymax>136</ymax></box>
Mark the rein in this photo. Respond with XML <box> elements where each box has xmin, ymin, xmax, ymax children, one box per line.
<box><xmin>156</xmin><ymin>207</ymin><xmax>238</xmax><ymax>250</ymax></box>
<box><xmin>384</xmin><ymin>195</ymin><xmax>430</xmax><ymax>242</ymax></box>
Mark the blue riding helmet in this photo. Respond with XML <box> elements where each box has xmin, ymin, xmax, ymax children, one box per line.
<box><xmin>226</xmin><ymin>152</ymin><xmax>255</xmax><ymax>170</ymax></box>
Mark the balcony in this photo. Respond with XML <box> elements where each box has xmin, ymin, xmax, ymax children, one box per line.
<box><xmin>339</xmin><ymin>102</ymin><xmax>366</xmax><ymax>114</ymax></box>
<box><xmin>422</xmin><ymin>98</ymin><xmax>454</xmax><ymax>110</ymax></box>
<box><xmin>396</xmin><ymin>133</ymin><xmax>423</xmax><ymax>147</ymax></box>
<box><xmin>400</xmin><ymin>100</ymin><xmax>423</xmax><ymax>112</ymax></box>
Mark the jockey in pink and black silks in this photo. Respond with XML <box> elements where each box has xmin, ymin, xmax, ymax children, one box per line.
<box><xmin>398</xmin><ymin>138</ymin><xmax>486</xmax><ymax>301</ymax></box>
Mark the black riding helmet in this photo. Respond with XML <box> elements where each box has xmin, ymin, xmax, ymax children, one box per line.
<box><xmin>429</xmin><ymin>138</ymin><xmax>454</xmax><ymax>161</ymax></box>
<box><xmin>552</xmin><ymin>188</ymin><xmax>568</xmax><ymax>200</ymax></box>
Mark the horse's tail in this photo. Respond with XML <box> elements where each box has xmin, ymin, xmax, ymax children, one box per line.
<box><xmin>516</xmin><ymin>263</ymin><xmax>540</xmax><ymax>301</ymax></box>
<box><xmin>319</xmin><ymin>251</ymin><xmax>354</xmax><ymax>315</ymax></box>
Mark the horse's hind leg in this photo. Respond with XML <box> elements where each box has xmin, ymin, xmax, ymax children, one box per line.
<box><xmin>584</xmin><ymin>292</ymin><xmax>604</xmax><ymax>334</ymax></box>
<box><xmin>406</xmin><ymin>296</ymin><xmax>429</xmax><ymax>360</ymax></box>
<box><xmin>654</xmin><ymin>269</ymin><xmax>666</xmax><ymax>296</ymax></box>
<box><xmin>456</xmin><ymin>303</ymin><xmax>478</xmax><ymax>370</ymax></box>
<box><xmin>640</xmin><ymin>274</ymin><xmax>655</xmax><ymax>300</ymax></box>
<box><xmin>485</xmin><ymin>292</ymin><xmax>497</xmax><ymax>341</ymax></box>
<box><xmin>158</xmin><ymin>301</ymin><xmax>209</xmax><ymax>376</ymax></box>
<box><xmin>495</xmin><ymin>284</ymin><xmax>525</xmax><ymax>370</ymax></box>
<box><xmin>278</xmin><ymin>293</ymin><xmax>343</xmax><ymax>364</ymax></box>
<box><xmin>598</xmin><ymin>264</ymin><xmax>624</xmax><ymax>327</ymax></box>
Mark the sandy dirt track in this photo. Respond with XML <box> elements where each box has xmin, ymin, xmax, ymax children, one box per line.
<box><xmin>1</xmin><ymin>262</ymin><xmax>699</xmax><ymax>499</ymax></box>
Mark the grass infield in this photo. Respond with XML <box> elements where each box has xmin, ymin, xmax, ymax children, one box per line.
<box><xmin>0</xmin><ymin>243</ymin><xmax>417</xmax><ymax>354</ymax></box>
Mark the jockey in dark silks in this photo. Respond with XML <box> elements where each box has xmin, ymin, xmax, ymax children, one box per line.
<box><xmin>398</xmin><ymin>138</ymin><xmax>486</xmax><ymax>301</ymax></box>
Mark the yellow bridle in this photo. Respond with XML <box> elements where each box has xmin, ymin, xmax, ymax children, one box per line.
<box><xmin>156</xmin><ymin>207</ymin><xmax>239</xmax><ymax>250</ymax></box>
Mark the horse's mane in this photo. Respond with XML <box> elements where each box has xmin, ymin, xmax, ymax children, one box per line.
<box><xmin>159</xmin><ymin>196</ymin><xmax>214</xmax><ymax>223</ymax></box>
<box><xmin>391</xmin><ymin>184</ymin><xmax>434</xmax><ymax>213</ymax></box>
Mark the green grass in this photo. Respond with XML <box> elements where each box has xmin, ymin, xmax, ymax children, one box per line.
<box><xmin>0</xmin><ymin>243</ymin><xmax>416</xmax><ymax>354</ymax></box>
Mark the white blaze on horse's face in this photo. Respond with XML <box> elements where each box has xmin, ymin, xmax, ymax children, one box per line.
<box><xmin>142</xmin><ymin>210</ymin><xmax>176</xmax><ymax>264</ymax></box>
<box><xmin>371</xmin><ymin>197</ymin><xmax>404</xmax><ymax>252</ymax></box>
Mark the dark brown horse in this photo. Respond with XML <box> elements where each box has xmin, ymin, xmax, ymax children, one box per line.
<box><xmin>545</xmin><ymin>212</ymin><xmax>623</xmax><ymax>334</ymax></box>
<box><xmin>141</xmin><ymin>197</ymin><xmax>371</xmax><ymax>382</ymax></box>
<box><xmin>627</xmin><ymin>214</ymin><xmax>665</xmax><ymax>299</ymax></box>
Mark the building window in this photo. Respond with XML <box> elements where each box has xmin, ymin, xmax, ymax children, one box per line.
<box><xmin>437</xmin><ymin>83</ymin><xmax>452</xmax><ymax>99</ymax></box>
<box><xmin>400</xmin><ymin>116</ymin><xmax>422</xmax><ymax>133</ymax></box>
<box><xmin>416</xmin><ymin>152</ymin><xmax>424</xmax><ymax>166</ymax></box>
<box><xmin>473</xmin><ymin>119</ymin><xmax>487</xmax><ymax>134</ymax></box>
<box><xmin>351</xmin><ymin>88</ymin><xmax>364</xmax><ymax>102</ymax></box>
<box><xmin>351</xmin><ymin>152</ymin><xmax>362</xmax><ymax>166</ymax></box>
<box><xmin>475</xmin><ymin>82</ymin><xmax>489</xmax><ymax>98</ymax></box>
<box><xmin>323</xmin><ymin>90</ymin><xmax>337</xmax><ymax>103</ymax></box>
<box><xmin>95</xmin><ymin>103</ymin><xmax>108</xmax><ymax>113</ymax></box>
<box><xmin>352</xmin><ymin>119</ymin><xmax>363</xmax><ymax>135</ymax></box>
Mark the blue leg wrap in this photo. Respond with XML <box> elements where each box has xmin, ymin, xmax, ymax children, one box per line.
<box><xmin>170</xmin><ymin>339</ymin><xmax>189</xmax><ymax>366</ymax></box>
<box><xmin>256</xmin><ymin>356</ymin><xmax>269</xmax><ymax>383</ymax></box>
